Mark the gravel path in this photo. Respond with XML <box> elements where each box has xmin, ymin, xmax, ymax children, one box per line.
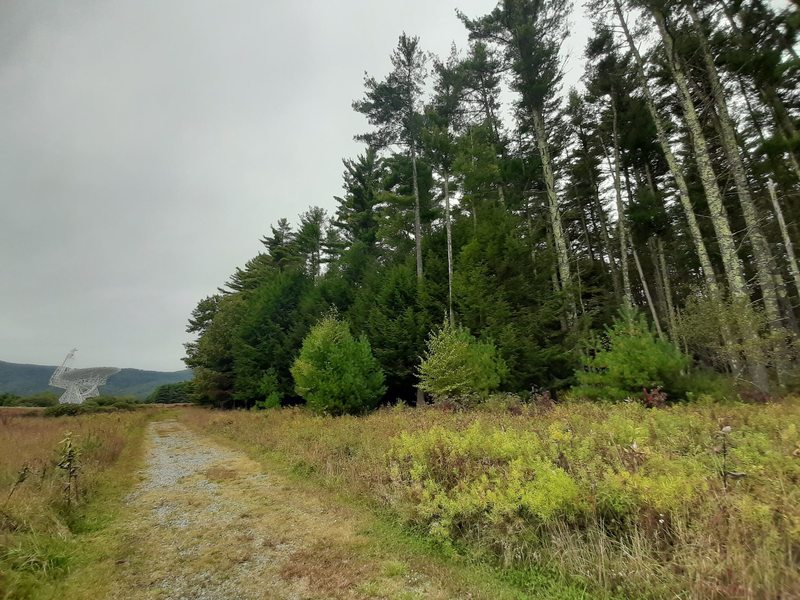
<box><xmin>109</xmin><ymin>420</ymin><xmax>440</xmax><ymax>600</ymax></box>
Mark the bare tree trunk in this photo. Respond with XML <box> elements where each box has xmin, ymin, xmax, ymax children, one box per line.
<box><xmin>768</xmin><ymin>179</ymin><xmax>800</xmax><ymax>299</ymax></box>
<box><xmin>411</xmin><ymin>139</ymin><xmax>425</xmax><ymax>408</ymax></box>
<box><xmin>657</xmin><ymin>237</ymin><xmax>679</xmax><ymax>343</ymax></box>
<box><xmin>649</xmin><ymin>8</ymin><xmax>749</xmax><ymax>300</ymax></box>
<box><xmin>687</xmin><ymin>4</ymin><xmax>782</xmax><ymax>329</ymax></box>
<box><xmin>444</xmin><ymin>172</ymin><xmax>454</xmax><ymax>326</ymax></box>
<box><xmin>532</xmin><ymin>108</ymin><xmax>576</xmax><ymax>320</ymax></box>
<box><xmin>581</xmin><ymin>131</ymin><xmax>621</xmax><ymax>299</ymax></box>
<box><xmin>548</xmin><ymin>229</ymin><xmax>568</xmax><ymax>331</ymax></box>
<box><xmin>525</xmin><ymin>192</ymin><xmax>536</xmax><ymax>265</ymax></box>
<box><xmin>580</xmin><ymin>210</ymin><xmax>596</xmax><ymax>263</ymax></box>
<box><xmin>648</xmin><ymin>238</ymin><xmax>669</xmax><ymax>324</ymax></box>
<box><xmin>615</xmin><ymin>0</ymin><xmax>739</xmax><ymax>370</ymax></box>
<box><xmin>610</xmin><ymin>100</ymin><xmax>633</xmax><ymax>305</ymax></box>
<box><xmin>411</xmin><ymin>144</ymin><xmax>423</xmax><ymax>282</ymax></box>
<box><xmin>762</xmin><ymin>82</ymin><xmax>800</xmax><ymax>176</ymax></box>
<box><xmin>612</xmin><ymin>0</ymin><xmax>719</xmax><ymax>298</ymax></box>
<box><xmin>633</xmin><ymin>245</ymin><xmax>664</xmax><ymax>340</ymax></box>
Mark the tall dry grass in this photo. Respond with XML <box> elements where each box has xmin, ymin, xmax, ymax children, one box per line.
<box><xmin>0</xmin><ymin>409</ymin><xmax>154</xmax><ymax>597</ymax></box>
<box><xmin>181</xmin><ymin>399</ymin><xmax>800</xmax><ymax>599</ymax></box>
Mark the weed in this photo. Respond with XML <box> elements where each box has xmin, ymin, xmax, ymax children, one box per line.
<box><xmin>2</xmin><ymin>465</ymin><xmax>30</xmax><ymax>509</ymax></box>
<box><xmin>3</xmin><ymin>534</ymin><xmax>71</xmax><ymax>577</ymax></box>
<box><xmin>57</xmin><ymin>433</ymin><xmax>81</xmax><ymax>506</ymax></box>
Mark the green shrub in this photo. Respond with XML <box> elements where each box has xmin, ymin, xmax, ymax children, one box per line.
<box><xmin>417</xmin><ymin>322</ymin><xmax>507</xmax><ymax>403</ymax></box>
<box><xmin>0</xmin><ymin>392</ymin><xmax>58</xmax><ymax>407</ymax></box>
<box><xmin>573</xmin><ymin>306</ymin><xmax>689</xmax><ymax>402</ymax></box>
<box><xmin>86</xmin><ymin>395</ymin><xmax>136</xmax><ymax>407</ymax></box>
<box><xmin>678</xmin><ymin>292</ymin><xmax>799</xmax><ymax>374</ymax></box>
<box><xmin>255</xmin><ymin>369</ymin><xmax>281</xmax><ymax>409</ymax></box>
<box><xmin>42</xmin><ymin>397</ymin><xmax>140</xmax><ymax>416</ymax></box>
<box><xmin>291</xmin><ymin>315</ymin><xmax>385</xmax><ymax>415</ymax></box>
<box><xmin>391</xmin><ymin>424</ymin><xmax>584</xmax><ymax>547</ymax></box>
<box><xmin>43</xmin><ymin>404</ymin><xmax>86</xmax><ymax>417</ymax></box>
<box><xmin>145</xmin><ymin>381</ymin><xmax>194</xmax><ymax>404</ymax></box>
<box><xmin>18</xmin><ymin>392</ymin><xmax>59</xmax><ymax>407</ymax></box>
<box><xmin>0</xmin><ymin>392</ymin><xmax>20</xmax><ymax>406</ymax></box>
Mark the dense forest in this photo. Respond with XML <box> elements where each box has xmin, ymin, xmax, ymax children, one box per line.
<box><xmin>185</xmin><ymin>0</ymin><xmax>800</xmax><ymax>410</ymax></box>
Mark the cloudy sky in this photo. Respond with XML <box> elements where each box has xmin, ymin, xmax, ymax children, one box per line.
<box><xmin>0</xmin><ymin>0</ymin><xmax>592</xmax><ymax>371</ymax></box>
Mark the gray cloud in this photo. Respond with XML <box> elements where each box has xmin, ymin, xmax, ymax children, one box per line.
<box><xmin>0</xmin><ymin>0</ymin><xmax>591</xmax><ymax>371</ymax></box>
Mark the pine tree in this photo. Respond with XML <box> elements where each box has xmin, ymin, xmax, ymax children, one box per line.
<box><xmin>424</xmin><ymin>48</ymin><xmax>465</xmax><ymax>325</ymax></box>
<box><xmin>334</xmin><ymin>148</ymin><xmax>383</xmax><ymax>251</ymax></box>
<box><xmin>353</xmin><ymin>33</ymin><xmax>428</xmax><ymax>282</ymax></box>
<box><xmin>462</xmin><ymin>0</ymin><xmax>577</xmax><ymax>320</ymax></box>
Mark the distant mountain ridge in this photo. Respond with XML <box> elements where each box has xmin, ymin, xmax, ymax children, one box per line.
<box><xmin>0</xmin><ymin>360</ymin><xmax>192</xmax><ymax>399</ymax></box>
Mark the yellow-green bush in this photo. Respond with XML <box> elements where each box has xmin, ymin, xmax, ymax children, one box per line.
<box><xmin>417</xmin><ymin>323</ymin><xmax>507</xmax><ymax>403</ymax></box>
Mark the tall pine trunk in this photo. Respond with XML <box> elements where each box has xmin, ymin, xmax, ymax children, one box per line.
<box><xmin>411</xmin><ymin>143</ymin><xmax>423</xmax><ymax>281</ymax></box>
<box><xmin>612</xmin><ymin>0</ymin><xmax>719</xmax><ymax>299</ymax></box>
<box><xmin>532</xmin><ymin>108</ymin><xmax>575</xmax><ymax>319</ymax></box>
<box><xmin>655</xmin><ymin>237</ymin><xmax>679</xmax><ymax>342</ymax></box>
<box><xmin>632</xmin><ymin>245</ymin><xmax>664</xmax><ymax>340</ymax></box>
<box><xmin>687</xmin><ymin>4</ymin><xmax>782</xmax><ymax>329</ymax></box>
<box><xmin>649</xmin><ymin>5</ymin><xmax>768</xmax><ymax>391</ymax></box>
<box><xmin>411</xmin><ymin>140</ymin><xmax>425</xmax><ymax>407</ymax></box>
<box><xmin>581</xmin><ymin>131</ymin><xmax>622</xmax><ymax>300</ymax></box>
<box><xmin>768</xmin><ymin>179</ymin><xmax>800</xmax><ymax>301</ymax></box>
<box><xmin>610</xmin><ymin>100</ymin><xmax>632</xmax><ymax>304</ymax></box>
<box><xmin>444</xmin><ymin>172</ymin><xmax>454</xmax><ymax>326</ymax></box>
<box><xmin>648</xmin><ymin>8</ymin><xmax>745</xmax><ymax>298</ymax></box>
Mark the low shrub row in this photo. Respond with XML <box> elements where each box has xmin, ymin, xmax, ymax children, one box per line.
<box><xmin>0</xmin><ymin>392</ymin><xmax>59</xmax><ymax>408</ymax></box>
<box><xmin>42</xmin><ymin>397</ymin><xmax>141</xmax><ymax>417</ymax></box>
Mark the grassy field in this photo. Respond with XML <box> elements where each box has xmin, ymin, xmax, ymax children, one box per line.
<box><xmin>0</xmin><ymin>407</ymin><xmax>156</xmax><ymax>599</ymax></box>
<box><xmin>181</xmin><ymin>399</ymin><xmax>800</xmax><ymax>599</ymax></box>
<box><xmin>2</xmin><ymin>401</ymin><xmax>797</xmax><ymax>599</ymax></box>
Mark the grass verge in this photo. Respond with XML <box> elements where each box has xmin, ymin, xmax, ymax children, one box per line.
<box><xmin>0</xmin><ymin>408</ymin><xmax>160</xmax><ymax>599</ymax></box>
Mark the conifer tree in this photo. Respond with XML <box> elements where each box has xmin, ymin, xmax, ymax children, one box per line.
<box><xmin>462</xmin><ymin>0</ymin><xmax>577</xmax><ymax>319</ymax></box>
<box><xmin>354</xmin><ymin>34</ymin><xmax>428</xmax><ymax>282</ymax></box>
<box><xmin>424</xmin><ymin>49</ymin><xmax>465</xmax><ymax>325</ymax></box>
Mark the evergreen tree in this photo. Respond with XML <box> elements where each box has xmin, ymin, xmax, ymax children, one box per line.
<box><xmin>462</xmin><ymin>0</ymin><xmax>577</xmax><ymax>320</ymax></box>
<box><xmin>354</xmin><ymin>34</ymin><xmax>428</xmax><ymax>282</ymax></box>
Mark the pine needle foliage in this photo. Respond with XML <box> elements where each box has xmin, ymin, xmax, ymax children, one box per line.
<box><xmin>574</xmin><ymin>305</ymin><xmax>689</xmax><ymax>402</ymax></box>
<box><xmin>418</xmin><ymin>322</ymin><xmax>507</xmax><ymax>403</ymax></box>
<box><xmin>291</xmin><ymin>315</ymin><xmax>385</xmax><ymax>415</ymax></box>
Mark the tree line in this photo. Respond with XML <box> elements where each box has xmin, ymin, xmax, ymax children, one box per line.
<box><xmin>185</xmin><ymin>0</ymin><xmax>800</xmax><ymax>409</ymax></box>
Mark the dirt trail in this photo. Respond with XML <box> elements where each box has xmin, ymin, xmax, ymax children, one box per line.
<box><xmin>109</xmin><ymin>420</ymin><xmax>447</xmax><ymax>600</ymax></box>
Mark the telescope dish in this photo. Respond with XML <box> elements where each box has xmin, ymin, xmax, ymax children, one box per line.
<box><xmin>59</xmin><ymin>367</ymin><xmax>121</xmax><ymax>382</ymax></box>
<box><xmin>49</xmin><ymin>350</ymin><xmax>120</xmax><ymax>404</ymax></box>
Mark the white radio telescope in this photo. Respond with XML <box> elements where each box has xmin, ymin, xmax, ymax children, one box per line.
<box><xmin>50</xmin><ymin>349</ymin><xmax>120</xmax><ymax>405</ymax></box>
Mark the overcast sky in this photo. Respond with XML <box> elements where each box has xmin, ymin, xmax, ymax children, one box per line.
<box><xmin>0</xmin><ymin>1</ymin><xmax>592</xmax><ymax>371</ymax></box>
